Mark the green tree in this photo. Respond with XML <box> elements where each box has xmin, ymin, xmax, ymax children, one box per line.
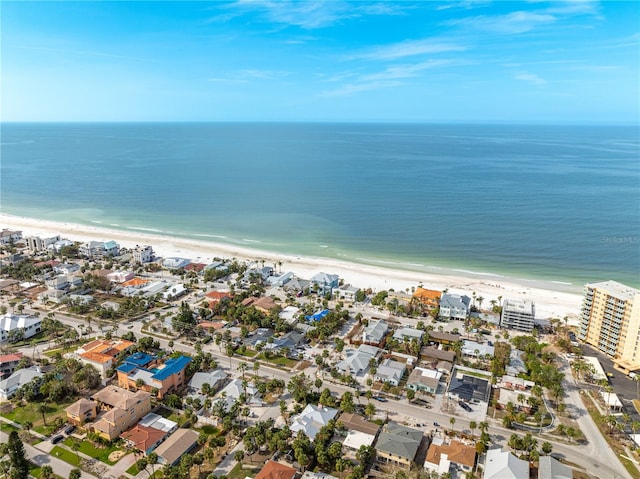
<box><xmin>40</xmin><ymin>466</ymin><xmax>53</xmax><ymax>479</ymax></box>
<box><xmin>449</xmin><ymin>416</ymin><xmax>456</xmax><ymax>432</ymax></box>
<box><xmin>7</xmin><ymin>431</ymin><xmax>29</xmax><ymax>479</ymax></box>
<box><xmin>69</xmin><ymin>469</ymin><xmax>82</xmax><ymax>479</ymax></box>
<box><xmin>541</xmin><ymin>442</ymin><xmax>553</xmax><ymax>455</ymax></box>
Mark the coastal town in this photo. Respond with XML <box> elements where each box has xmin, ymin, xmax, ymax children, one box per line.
<box><xmin>1</xmin><ymin>227</ymin><xmax>640</xmax><ymax>479</ymax></box>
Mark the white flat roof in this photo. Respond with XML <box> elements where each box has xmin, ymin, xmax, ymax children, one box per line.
<box><xmin>343</xmin><ymin>430</ymin><xmax>375</xmax><ymax>450</ymax></box>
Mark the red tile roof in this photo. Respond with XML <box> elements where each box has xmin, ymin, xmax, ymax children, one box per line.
<box><xmin>255</xmin><ymin>461</ymin><xmax>297</xmax><ymax>479</ymax></box>
<box><xmin>122</xmin><ymin>424</ymin><xmax>166</xmax><ymax>452</ymax></box>
<box><xmin>0</xmin><ymin>352</ymin><xmax>23</xmax><ymax>363</ymax></box>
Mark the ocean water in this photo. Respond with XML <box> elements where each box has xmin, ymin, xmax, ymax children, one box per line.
<box><xmin>1</xmin><ymin>122</ymin><xmax>639</xmax><ymax>289</ymax></box>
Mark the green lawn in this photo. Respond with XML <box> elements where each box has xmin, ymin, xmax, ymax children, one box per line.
<box><xmin>63</xmin><ymin>437</ymin><xmax>124</xmax><ymax>465</ymax></box>
<box><xmin>29</xmin><ymin>462</ymin><xmax>65</xmax><ymax>479</ymax></box>
<box><xmin>0</xmin><ymin>422</ymin><xmax>19</xmax><ymax>433</ymax></box>
<box><xmin>51</xmin><ymin>446</ymin><xmax>82</xmax><ymax>466</ymax></box>
<box><xmin>199</xmin><ymin>425</ymin><xmax>220</xmax><ymax>435</ymax></box>
<box><xmin>155</xmin><ymin>406</ymin><xmax>183</xmax><ymax>424</ymax></box>
<box><xmin>255</xmin><ymin>354</ymin><xmax>297</xmax><ymax>368</ymax></box>
<box><xmin>227</xmin><ymin>462</ymin><xmax>261</xmax><ymax>479</ymax></box>
<box><xmin>234</xmin><ymin>349</ymin><xmax>257</xmax><ymax>358</ymax></box>
<box><xmin>1</xmin><ymin>400</ymin><xmax>73</xmax><ymax>433</ymax></box>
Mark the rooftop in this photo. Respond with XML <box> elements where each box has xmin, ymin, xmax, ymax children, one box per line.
<box><xmin>255</xmin><ymin>461</ymin><xmax>297</xmax><ymax>479</ymax></box>
<box><xmin>586</xmin><ymin>280</ymin><xmax>640</xmax><ymax>301</ymax></box>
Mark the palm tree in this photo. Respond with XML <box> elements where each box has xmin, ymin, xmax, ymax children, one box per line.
<box><xmin>71</xmin><ymin>440</ymin><xmax>81</xmax><ymax>463</ymax></box>
<box><xmin>449</xmin><ymin>416</ymin><xmax>456</xmax><ymax>432</ymax></box>
<box><xmin>364</xmin><ymin>402</ymin><xmax>376</xmax><ymax>420</ymax></box>
<box><xmin>36</xmin><ymin>403</ymin><xmax>48</xmax><ymax>426</ymax></box>
<box><xmin>469</xmin><ymin>420</ymin><xmax>477</xmax><ymax>438</ymax></box>
<box><xmin>40</xmin><ymin>465</ymin><xmax>53</xmax><ymax>479</ymax></box>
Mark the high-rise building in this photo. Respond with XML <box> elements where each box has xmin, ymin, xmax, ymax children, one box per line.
<box><xmin>500</xmin><ymin>299</ymin><xmax>535</xmax><ymax>332</ymax></box>
<box><xmin>578</xmin><ymin>280</ymin><xmax>640</xmax><ymax>374</ymax></box>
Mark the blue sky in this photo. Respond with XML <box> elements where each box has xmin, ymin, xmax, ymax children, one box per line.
<box><xmin>2</xmin><ymin>1</ymin><xmax>638</xmax><ymax>122</ymax></box>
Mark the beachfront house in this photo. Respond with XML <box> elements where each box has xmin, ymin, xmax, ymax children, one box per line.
<box><xmin>310</xmin><ymin>272</ymin><xmax>339</xmax><ymax>296</ymax></box>
<box><xmin>162</xmin><ymin>257</ymin><xmax>191</xmax><ymax>269</ymax></box>
<box><xmin>132</xmin><ymin>245</ymin><xmax>154</xmax><ymax>263</ymax></box>
<box><xmin>439</xmin><ymin>293</ymin><xmax>471</xmax><ymax>321</ymax></box>
<box><xmin>25</xmin><ymin>234</ymin><xmax>61</xmax><ymax>252</ymax></box>
<box><xmin>0</xmin><ymin>229</ymin><xmax>22</xmax><ymax>245</ymax></box>
<box><xmin>334</xmin><ymin>284</ymin><xmax>361</xmax><ymax>302</ymax></box>
<box><xmin>79</xmin><ymin>240</ymin><xmax>120</xmax><ymax>259</ymax></box>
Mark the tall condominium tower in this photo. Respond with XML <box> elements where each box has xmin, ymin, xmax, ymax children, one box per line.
<box><xmin>578</xmin><ymin>280</ymin><xmax>640</xmax><ymax>374</ymax></box>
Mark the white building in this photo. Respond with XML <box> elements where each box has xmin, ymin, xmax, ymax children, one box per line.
<box><xmin>393</xmin><ymin>327</ymin><xmax>424</xmax><ymax>343</ymax></box>
<box><xmin>107</xmin><ymin>271</ymin><xmax>135</xmax><ymax>283</ymax></box>
<box><xmin>162</xmin><ymin>257</ymin><xmax>191</xmax><ymax>269</ymax></box>
<box><xmin>132</xmin><ymin>245</ymin><xmax>154</xmax><ymax>264</ymax></box>
<box><xmin>79</xmin><ymin>240</ymin><xmax>120</xmax><ymax>259</ymax></box>
<box><xmin>290</xmin><ymin>404</ymin><xmax>338</xmax><ymax>440</ymax></box>
<box><xmin>484</xmin><ymin>449</ymin><xmax>529</xmax><ymax>479</ymax></box>
<box><xmin>25</xmin><ymin>234</ymin><xmax>61</xmax><ymax>252</ymax></box>
<box><xmin>500</xmin><ymin>299</ymin><xmax>535</xmax><ymax>332</ymax></box>
<box><xmin>0</xmin><ymin>314</ymin><xmax>42</xmax><ymax>343</ymax></box>
<box><xmin>0</xmin><ymin>366</ymin><xmax>43</xmax><ymax>400</ymax></box>
<box><xmin>0</xmin><ymin>229</ymin><xmax>22</xmax><ymax>245</ymax></box>
<box><xmin>439</xmin><ymin>294</ymin><xmax>471</xmax><ymax>320</ymax></box>
<box><xmin>374</xmin><ymin>359</ymin><xmax>406</xmax><ymax>386</ymax></box>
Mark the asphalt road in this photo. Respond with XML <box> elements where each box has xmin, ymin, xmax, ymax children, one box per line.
<box><xmin>0</xmin><ymin>431</ymin><xmax>97</xmax><ymax>479</ymax></box>
<box><xmin>17</xmin><ymin>308</ymin><xmax>635</xmax><ymax>479</ymax></box>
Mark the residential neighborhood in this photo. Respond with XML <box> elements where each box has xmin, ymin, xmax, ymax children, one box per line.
<box><xmin>1</xmin><ymin>230</ymin><xmax>639</xmax><ymax>479</ymax></box>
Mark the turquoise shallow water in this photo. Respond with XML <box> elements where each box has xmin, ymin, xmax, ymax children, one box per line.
<box><xmin>1</xmin><ymin>122</ymin><xmax>639</xmax><ymax>289</ymax></box>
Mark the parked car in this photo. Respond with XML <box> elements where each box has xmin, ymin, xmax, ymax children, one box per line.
<box><xmin>64</xmin><ymin>425</ymin><xmax>76</xmax><ymax>435</ymax></box>
<box><xmin>458</xmin><ymin>400</ymin><xmax>472</xmax><ymax>412</ymax></box>
<box><xmin>374</xmin><ymin>396</ymin><xmax>388</xmax><ymax>402</ymax></box>
<box><xmin>51</xmin><ymin>435</ymin><xmax>64</xmax><ymax>444</ymax></box>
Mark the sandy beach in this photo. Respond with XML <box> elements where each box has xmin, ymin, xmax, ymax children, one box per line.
<box><xmin>0</xmin><ymin>213</ymin><xmax>583</xmax><ymax>322</ymax></box>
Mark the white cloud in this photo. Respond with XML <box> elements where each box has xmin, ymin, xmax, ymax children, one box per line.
<box><xmin>217</xmin><ymin>0</ymin><xmax>411</xmax><ymax>29</ymax></box>
<box><xmin>514</xmin><ymin>72</ymin><xmax>547</xmax><ymax>85</ymax></box>
<box><xmin>321</xmin><ymin>59</ymin><xmax>457</xmax><ymax>97</ymax></box>
<box><xmin>356</xmin><ymin>39</ymin><xmax>467</xmax><ymax>61</ymax></box>
<box><xmin>445</xmin><ymin>11</ymin><xmax>556</xmax><ymax>34</ymax></box>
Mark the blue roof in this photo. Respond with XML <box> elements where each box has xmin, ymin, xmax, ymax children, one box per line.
<box><xmin>305</xmin><ymin>309</ymin><xmax>330</xmax><ymax>321</ymax></box>
<box><xmin>152</xmin><ymin>355</ymin><xmax>192</xmax><ymax>381</ymax></box>
<box><xmin>124</xmin><ymin>352</ymin><xmax>155</xmax><ymax>367</ymax></box>
<box><xmin>116</xmin><ymin>362</ymin><xmax>137</xmax><ymax>373</ymax></box>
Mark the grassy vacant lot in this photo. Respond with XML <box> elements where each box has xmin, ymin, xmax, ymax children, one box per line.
<box><xmin>255</xmin><ymin>354</ymin><xmax>297</xmax><ymax>368</ymax></box>
<box><xmin>63</xmin><ymin>437</ymin><xmax>124</xmax><ymax>465</ymax></box>
<box><xmin>227</xmin><ymin>462</ymin><xmax>261</xmax><ymax>479</ymax></box>
<box><xmin>51</xmin><ymin>446</ymin><xmax>81</xmax><ymax>467</ymax></box>
<box><xmin>1</xmin><ymin>400</ymin><xmax>74</xmax><ymax>434</ymax></box>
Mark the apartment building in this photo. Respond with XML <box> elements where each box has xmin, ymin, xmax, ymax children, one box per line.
<box><xmin>65</xmin><ymin>386</ymin><xmax>152</xmax><ymax>441</ymax></box>
<box><xmin>500</xmin><ymin>299</ymin><xmax>535</xmax><ymax>332</ymax></box>
<box><xmin>117</xmin><ymin>353</ymin><xmax>192</xmax><ymax>398</ymax></box>
<box><xmin>577</xmin><ymin>280</ymin><xmax>640</xmax><ymax>374</ymax></box>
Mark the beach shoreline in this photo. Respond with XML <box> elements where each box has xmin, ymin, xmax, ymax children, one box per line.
<box><xmin>0</xmin><ymin>212</ymin><xmax>583</xmax><ymax>322</ymax></box>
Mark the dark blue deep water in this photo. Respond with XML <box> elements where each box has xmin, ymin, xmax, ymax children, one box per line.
<box><xmin>1</xmin><ymin>123</ymin><xmax>638</xmax><ymax>288</ymax></box>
